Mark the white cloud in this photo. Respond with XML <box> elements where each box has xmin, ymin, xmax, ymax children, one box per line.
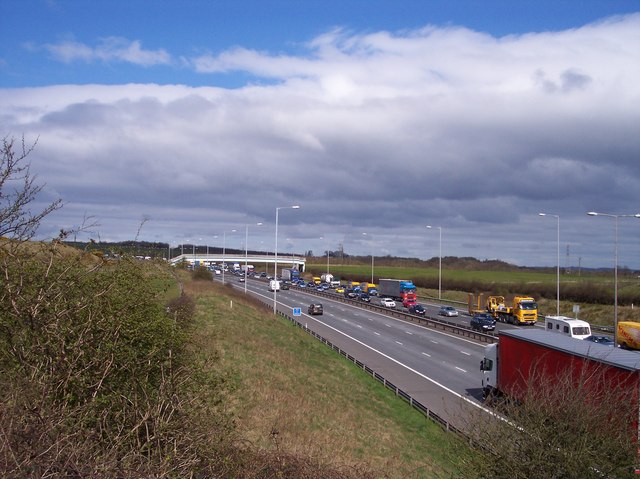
<box><xmin>2</xmin><ymin>14</ymin><xmax>640</xmax><ymax>267</ymax></box>
<box><xmin>44</xmin><ymin>37</ymin><xmax>172</xmax><ymax>66</ymax></box>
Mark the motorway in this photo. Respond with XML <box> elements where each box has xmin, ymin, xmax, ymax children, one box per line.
<box><xmin>216</xmin><ymin>274</ymin><xmax>525</xmax><ymax>430</ymax></box>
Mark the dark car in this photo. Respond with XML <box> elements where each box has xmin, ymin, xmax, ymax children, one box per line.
<box><xmin>584</xmin><ymin>335</ymin><xmax>615</xmax><ymax>347</ymax></box>
<box><xmin>471</xmin><ymin>313</ymin><xmax>496</xmax><ymax>332</ymax></box>
<box><xmin>308</xmin><ymin>303</ymin><xmax>323</xmax><ymax>315</ymax></box>
<box><xmin>280</xmin><ymin>281</ymin><xmax>290</xmax><ymax>290</ymax></box>
<box><xmin>344</xmin><ymin>289</ymin><xmax>358</xmax><ymax>299</ymax></box>
<box><xmin>408</xmin><ymin>304</ymin><xmax>426</xmax><ymax>316</ymax></box>
<box><xmin>358</xmin><ymin>292</ymin><xmax>370</xmax><ymax>302</ymax></box>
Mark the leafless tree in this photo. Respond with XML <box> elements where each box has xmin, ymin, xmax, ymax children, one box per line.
<box><xmin>0</xmin><ymin>135</ymin><xmax>62</xmax><ymax>241</ymax></box>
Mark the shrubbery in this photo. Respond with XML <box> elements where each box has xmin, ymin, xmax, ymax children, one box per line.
<box><xmin>0</xmin><ymin>242</ymin><xmax>234</xmax><ymax>477</ymax></box>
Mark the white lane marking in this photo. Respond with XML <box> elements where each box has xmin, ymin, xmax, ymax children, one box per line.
<box><xmin>385</xmin><ymin>324</ymin><xmax>391</xmax><ymax>328</ymax></box>
<box><xmin>461</xmin><ymin>351</ymin><xmax>471</xmax><ymax>356</ymax></box>
<box><xmin>405</xmin><ymin>331</ymin><xmax>413</xmax><ymax>335</ymax></box>
<box><xmin>430</xmin><ymin>340</ymin><xmax>439</xmax><ymax>344</ymax></box>
<box><xmin>292</xmin><ymin>312</ymin><xmax>493</xmax><ymax>414</ymax></box>
<box><xmin>421</xmin><ymin>352</ymin><xmax>431</xmax><ymax>357</ymax></box>
<box><xmin>455</xmin><ymin>366</ymin><xmax>467</xmax><ymax>373</ymax></box>
<box><xmin>374</xmin><ymin>332</ymin><xmax>381</xmax><ymax>336</ymax></box>
<box><xmin>395</xmin><ymin>341</ymin><xmax>403</xmax><ymax>346</ymax></box>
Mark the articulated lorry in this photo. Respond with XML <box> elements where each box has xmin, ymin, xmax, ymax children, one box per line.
<box><xmin>378</xmin><ymin>279</ymin><xmax>417</xmax><ymax>304</ymax></box>
<box><xmin>468</xmin><ymin>293</ymin><xmax>538</xmax><ymax>325</ymax></box>
<box><xmin>480</xmin><ymin>329</ymin><xmax>640</xmax><ymax>472</ymax></box>
<box><xmin>480</xmin><ymin>329</ymin><xmax>640</xmax><ymax>402</ymax></box>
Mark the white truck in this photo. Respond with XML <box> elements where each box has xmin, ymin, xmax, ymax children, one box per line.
<box><xmin>268</xmin><ymin>279</ymin><xmax>281</xmax><ymax>292</ymax></box>
<box><xmin>320</xmin><ymin>273</ymin><xmax>334</xmax><ymax>284</ymax></box>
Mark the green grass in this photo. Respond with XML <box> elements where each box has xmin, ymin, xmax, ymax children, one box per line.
<box><xmin>310</xmin><ymin>263</ymin><xmax>635</xmax><ymax>286</ymax></box>
<box><xmin>186</xmin><ymin>281</ymin><xmax>469</xmax><ymax>478</ymax></box>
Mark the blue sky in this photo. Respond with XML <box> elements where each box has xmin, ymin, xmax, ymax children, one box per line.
<box><xmin>1</xmin><ymin>0</ymin><xmax>639</xmax><ymax>269</ymax></box>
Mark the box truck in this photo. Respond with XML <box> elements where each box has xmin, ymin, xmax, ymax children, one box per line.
<box><xmin>378</xmin><ymin>279</ymin><xmax>417</xmax><ymax>303</ymax></box>
<box><xmin>480</xmin><ymin>329</ymin><xmax>640</xmax><ymax>402</ymax></box>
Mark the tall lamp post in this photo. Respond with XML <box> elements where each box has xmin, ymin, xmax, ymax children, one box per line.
<box><xmin>244</xmin><ymin>222</ymin><xmax>263</xmax><ymax>293</ymax></box>
<box><xmin>587</xmin><ymin>212</ymin><xmax>640</xmax><ymax>345</ymax></box>
<box><xmin>362</xmin><ymin>233</ymin><xmax>374</xmax><ymax>283</ymax></box>
<box><xmin>274</xmin><ymin>205</ymin><xmax>300</xmax><ymax>313</ymax></box>
<box><xmin>319</xmin><ymin>236</ymin><xmax>331</xmax><ymax>275</ymax></box>
<box><xmin>539</xmin><ymin>213</ymin><xmax>560</xmax><ymax>317</ymax></box>
<box><xmin>222</xmin><ymin>229</ymin><xmax>236</xmax><ymax>285</ymax></box>
<box><xmin>426</xmin><ymin>225</ymin><xmax>442</xmax><ymax>300</ymax></box>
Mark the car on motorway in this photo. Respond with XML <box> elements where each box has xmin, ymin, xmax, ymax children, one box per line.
<box><xmin>308</xmin><ymin>303</ymin><xmax>323</xmax><ymax>315</ymax></box>
<box><xmin>358</xmin><ymin>292</ymin><xmax>370</xmax><ymax>302</ymax></box>
<box><xmin>344</xmin><ymin>289</ymin><xmax>358</xmax><ymax>299</ymax></box>
<box><xmin>238</xmin><ymin>277</ymin><xmax>245</xmax><ymax>282</ymax></box>
<box><xmin>583</xmin><ymin>335</ymin><xmax>615</xmax><ymax>347</ymax></box>
<box><xmin>438</xmin><ymin>305</ymin><xmax>459</xmax><ymax>317</ymax></box>
<box><xmin>280</xmin><ymin>281</ymin><xmax>290</xmax><ymax>290</ymax></box>
<box><xmin>380</xmin><ymin>297</ymin><xmax>396</xmax><ymax>308</ymax></box>
<box><xmin>407</xmin><ymin>304</ymin><xmax>426</xmax><ymax>316</ymax></box>
<box><xmin>470</xmin><ymin>313</ymin><xmax>496</xmax><ymax>332</ymax></box>
<box><xmin>335</xmin><ymin>286</ymin><xmax>345</xmax><ymax>294</ymax></box>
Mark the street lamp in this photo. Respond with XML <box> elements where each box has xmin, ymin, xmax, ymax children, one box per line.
<box><xmin>426</xmin><ymin>225</ymin><xmax>442</xmax><ymax>300</ymax></box>
<box><xmin>539</xmin><ymin>213</ymin><xmax>560</xmax><ymax>317</ymax></box>
<box><xmin>274</xmin><ymin>205</ymin><xmax>301</xmax><ymax>313</ymax></box>
<box><xmin>222</xmin><ymin>229</ymin><xmax>237</xmax><ymax>285</ymax></box>
<box><xmin>320</xmin><ymin>236</ymin><xmax>331</xmax><ymax>275</ymax></box>
<box><xmin>587</xmin><ymin>211</ymin><xmax>640</xmax><ymax>345</ymax></box>
<box><xmin>245</xmin><ymin>222</ymin><xmax>263</xmax><ymax>293</ymax></box>
<box><xmin>362</xmin><ymin>233</ymin><xmax>374</xmax><ymax>283</ymax></box>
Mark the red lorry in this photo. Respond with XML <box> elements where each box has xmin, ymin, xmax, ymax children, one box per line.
<box><xmin>480</xmin><ymin>329</ymin><xmax>640</xmax><ymax>473</ymax></box>
<box><xmin>481</xmin><ymin>329</ymin><xmax>640</xmax><ymax>402</ymax></box>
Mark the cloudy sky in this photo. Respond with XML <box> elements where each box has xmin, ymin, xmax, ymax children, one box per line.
<box><xmin>1</xmin><ymin>0</ymin><xmax>639</xmax><ymax>268</ymax></box>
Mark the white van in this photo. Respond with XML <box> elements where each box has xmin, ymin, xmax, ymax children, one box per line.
<box><xmin>268</xmin><ymin>280</ymin><xmax>281</xmax><ymax>292</ymax></box>
<box><xmin>544</xmin><ymin>315</ymin><xmax>591</xmax><ymax>340</ymax></box>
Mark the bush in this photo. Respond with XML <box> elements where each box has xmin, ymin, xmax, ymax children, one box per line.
<box><xmin>0</xmin><ymin>242</ymin><xmax>232</xmax><ymax>477</ymax></box>
<box><xmin>192</xmin><ymin>265</ymin><xmax>213</xmax><ymax>281</ymax></box>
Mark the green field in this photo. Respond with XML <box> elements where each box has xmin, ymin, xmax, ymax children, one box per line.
<box><xmin>305</xmin><ymin>263</ymin><xmax>640</xmax><ymax>327</ymax></box>
<box><xmin>309</xmin><ymin>263</ymin><xmax>634</xmax><ymax>286</ymax></box>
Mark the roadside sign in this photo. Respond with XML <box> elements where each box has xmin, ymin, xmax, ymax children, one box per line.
<box><xmin>293</xmin><ymin>307</ymin><xmax>302</xmax><ymax>316</ymax></box>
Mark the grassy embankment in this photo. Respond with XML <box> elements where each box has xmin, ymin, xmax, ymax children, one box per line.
<box><xmin>183</xmin><ymin>275</ymin><xmax>470</xmax><ymax>478</ymax></box>
<box><xmin>305</xmin><ymin>264</ymin><xmax>640</xmax><ymax>326</ymax></box>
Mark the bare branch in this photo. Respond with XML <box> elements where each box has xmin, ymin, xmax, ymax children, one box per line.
<box><xmin>0</xmin><ymin>135</ymin><xmax>62</xmax><ymax>241</ymax></box>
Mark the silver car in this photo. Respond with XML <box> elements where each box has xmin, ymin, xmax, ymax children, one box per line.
<box><xmin>438</xmin><ymin>306</ymin><xmax>459</xmax><ymax>317</ymax></box>
<box><xmin>380</xmin><ymin>297</ymin><xmax>396</xmax><ymax>308</ymax></box>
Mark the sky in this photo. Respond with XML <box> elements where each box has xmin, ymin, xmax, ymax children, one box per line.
<box><xmin>1</xmin><ymin>0</ymin><xmax>639</xmax><ymax>269</ymax></box>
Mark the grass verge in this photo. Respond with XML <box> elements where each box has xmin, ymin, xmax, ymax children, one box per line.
<box><xmin>184</xmin><ymin>279</ymin><xmax>468</xmax><ymax>478</ymax></box>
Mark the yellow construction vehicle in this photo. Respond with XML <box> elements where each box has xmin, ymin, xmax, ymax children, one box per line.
<box><xmin>468</xmin><ymin>293</ymin><xmax>538</xmax><ymax>325</ymax></box>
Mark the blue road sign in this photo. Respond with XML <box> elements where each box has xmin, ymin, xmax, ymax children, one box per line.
<box><xmin>293</xmin><ymin>307</ymin><xmax>302</xmax><ymax>316</ymax></box>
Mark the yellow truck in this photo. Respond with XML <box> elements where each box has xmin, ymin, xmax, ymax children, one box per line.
<box><xmin>468</xmin><ymin>293</ymin><xmax>538</xmax><ymax>325</ymax></box>
<box><xmin>359</xmin><ymin>282</ymin><xmax>379</xmax><ymax>295</ymax></box>
<box><xmin>618</xmin><ymin>322</ymin><xmax>640</xmax><ymax>350</ymax></box>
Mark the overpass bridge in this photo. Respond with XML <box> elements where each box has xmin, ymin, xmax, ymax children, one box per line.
<box><xmin>169</xmin><ymin>253</ymin><xmax>306</xmax><ymax>272</ymax></box>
